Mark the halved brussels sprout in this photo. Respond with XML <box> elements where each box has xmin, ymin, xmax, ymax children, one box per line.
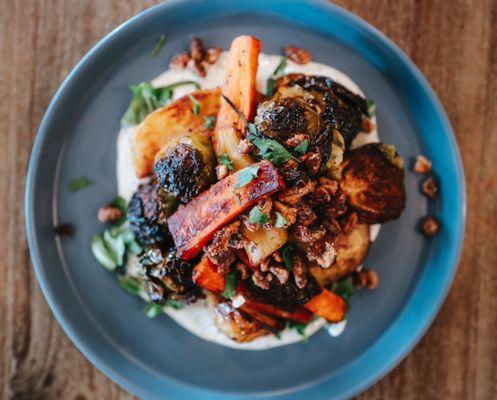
<box><xmin>341</xmin><ymin>143</ymin><xmax>406</xmax><ymax>223</ymax></box>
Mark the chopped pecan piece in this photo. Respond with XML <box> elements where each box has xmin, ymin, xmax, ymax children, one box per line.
<box><xmin>204</xmin><ymin>221</ymin><xmax>241</xmax><ymax>268</ymax></box>
<box><xmin>272</xmin><ymin>251</ymin><xmax>283</xmax><ymax>263</ymax></box>
<box><xmin>259</xmin><ymin>257</ymin><xmax>271</xmax><ymax>272</ymax></box>
<box><xmin>189</xmin><ymin>36</ymin><xmax>205</xmax><ymax>62</ymax></box>
<box><xmin>278</xmin><ymin>180</ymin><xmax>316</xmax><ymax>205</ymax></box>
<box><xmin>235</xmin><ymin>262</ymin><xmax>250</xmax><ymax>280</ymax></box>
<box><xmin>284</xmin><ymin>45</ymin><xmax>312</xmax><ymax>65</ymax></box>
<box><xmin>270</xmin><ymin>265</ymin><xmax>289</xmax><ymax>285</ymax></box>
<box><xmin>307</xmin><ymin>238</ymin><xmax>337</xmax><ymax>269</ymax></box>
<box><xmin>295</xmin><ymin>201</ymin><xmax>317</xmax><ymax>226</ymax></box>
<box><xmin>306</xmin><ymin>187</ymin><xmax>331</xmax><ymax>206</ymax></box>
<box><xmin>292</xmin><ymin>224</ymin><xmax>326</xmax><ymax>244</ymax></box>
<box><xmin>318</xmin><ymin>176</ymin><xmax>339</xmax><ymax>196</ymax></box>
<box><xmin>216</xmin><ymin>164</ymin><xmax>229</xmax><ymax>180</ymax></box>
<box><xmin>98</xmin><ymin>206</ymin><xmax>123</xmax><ymax>223</ymax></box>
<box><xmin>252</xmin><ymin>270</ymin><xmax>273</xmax><ymax>290</ymax></box>
<box><xmin>238</xmin><ymin>138</ymin><xmax>254</xmax><ymax>155</ymax></box>
<box><xmin>285</xmin><ymin>134</ymin><xmax>309</xmax><ymax>148</ymax></box>
<box><xmin>414</xmin><ymin>155</ymin><xmax>432</xmax><ymax>174</ymax></box>
<box><xmin>278</xmin><ymin>159</ymin><xmax>309</xmax><ymax>185</ymax></box>
<box><xmin>169</xmin><ymin>52</ymin><xmax>190</xmax><ymax>68</ymax></box>
<box><xmin>357</xmin><ymin>268</ymin><xmax>379</xmax><ymax>289</ymax></box>
<box><xmin>273</xmin><ymin>201</ymin><xmax>297</xmax><ymax>227</ymax></box>
<box><xmin>205</xmin><ymin>47</ymin><xmax>222</xmax><ymax>64</ymax></box>
<box><xmin>292</xmin><ymin>256</ymin><xmax>307</xmax><ymax>289</ymax></box>
<box><xmin>421</xmin><ymin>216</ymin><xmax>440</xmax><ymax>236</ymax></box>
<box><xmin>361</xmin><ymin>116</ymin><xmax>375</xmax><ymax>133</ymax></box>
<box><xmin>301</xmin><ymin>151</ymin><xmax>322</xmax><ymax>175</ymax></box>
<box><xmin>421</xmin><ymin>177</ymin><xmax>439</xmax><ymax>199</ymax></box>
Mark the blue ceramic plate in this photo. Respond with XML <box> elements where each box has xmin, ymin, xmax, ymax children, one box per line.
<box><xmin>26</xmin><ymin>0</ymin><xmax>465</xmax><ymax>399</ymax></box>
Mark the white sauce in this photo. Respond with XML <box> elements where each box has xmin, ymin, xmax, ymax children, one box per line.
<box><xmin>117</xmin><ymin>53</ymin><xmax>380</xmax><ymax>350</ymax></box>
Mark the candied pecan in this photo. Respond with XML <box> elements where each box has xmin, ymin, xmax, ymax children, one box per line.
<box><xmin>238</xmin><ymin>138</ymin><xmax>254</xmax><ymax>155</ymax></box>
<box><xmin>169</xmin><ymin>52</ymin><xmax>190</xmax><ymax>68</ymax></box>
<box><xmin>295</xmin><ymin>201</ymin><xmax>317</xmax><ymax>226</ymax></box>
<box><xmin>414</xmin><ymin>155</ymin><xmax>432</xmax><ymax>174</ymax></box>
<box><xmin>357</xmin><ymin>269</ymin><xmax>379</xmax><ymax>289</ymax></box>
<box><xmin>257</xmin><ymin>197</ymin><xmax>273</xmax><ymax>216</ymax></box>
<box><xmin>318</xmin><ymin>176</ymin><xmax>339</xmax><ymax>196</ymax></box>
<box><xmin>421</xmin><ymin>216</ymin><xmax>440</xmax><ymax>236</ymax></box>
<box><xmin>292</xmin><ymin>224</ymin><xmax>326</xmax><ymax>244</ymax></box>
<box><xmin>285</xmin><ymin>134</ymin><xmax>309</xmax><ymax>148</ymax></box>
<box><xmin>192</xmin><ymin>60</ymin><xmax>206</xmax><ymax>77</ymax></box>
<box><xmin>216</xmin><ymin>164</ymin><xmax>229</xmax><ymax>180</ymax></box>
<box><xmin>270</xmin><ymin>265</ymin><xmax>289</xmax><ymax>285</ymax></box>
<box><xmin>252</xmin><ymin>270</ymin><xmax>272</xmax><ymax>290</ymax></box>
<box><xmin>322</xmin><ymin>218</ymin><xmax>342</xmax><ymax>237</ymax></box>
<box><xmin>278</xmin><ymin>180</ymin><xmax>317</xmax><ymax>205</ymax></box>
<box><xmin>205</xmin><ymin>47</ymin><xmax>222</xmax><ymax>64</ymax></box>
<box><xmin>284</xmin><ymin>45</ymin><xmax>312</xmax><ymax>65</ymax></box>
<box><xmin>278</xmin><ymin>159</ymin><xmax>309</xmax><ymax>185</ymax></box>
<box><xmin>306</xmin><ymin>187</ymin><xmax>331</xmax><ymax>206</ymax></box>
<box><xmin>189</xmin><ymin>36</ymin><xmax>205</xmax><ymax>62</ymax></box>
<box><xmin>292</xmin><ymin>256</ymin><xmax>307</xmax><ymax>289</ymax></box>
<box><xmin>259</xmin><ymin>258</ymin><xmax>271</xmax><ymax>272</ymax></box>
<box><xmin>98</xmin><ymin>205</ymin><xmax>123</xmax><ymax>223</ymax></box>
<box><xmin>301</xmin><ymin>151</ymin><xmax>322</xmax><ymax>175</ymax></box>
<box><xmin>204</xmin><ymin>221</ymin><xmax>241</xmax><ymax>267</ymax></box>
<box><xmin>272</xmin><ymin>251</ymin><xmax>283</xmax><ymax>263</ymax></box>
<box><xmin>228</xmin><ymin>233</ymin><xmax>245</xmax><ymax>250</ymax></box>
<box><xmin>235</xmin><ymin>262</ymin><xmax>250</xmax><ymax>280</ymax></box>
<box><xmin>422</xmin><ymin>177</ymin><xmax>439</xmax><ymax>199</ymax></box>
<box><xmin>307</xmin><ymin>238</ymin><xmax>337</xmax><ymax>269</ymax></box>
<box><xmin>361</xmin><ymin>116</ymin><xmax>375</xmax><ymax>133</ymax></box>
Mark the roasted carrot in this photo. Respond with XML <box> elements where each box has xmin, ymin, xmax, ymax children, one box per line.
<box><xmin>244</xmin><ymin>300</ymin><xmax>313</xmax><ymax>324</ymax></box>
<box><xmin>192</xmin><ymin>257</ymin><xmax>225</xmax><ymax>294</ymax></box>
<box><xmin>168</xmin><ymin>160</ymin><xmax>284</xmax><ymax>260</ymax></box>
<box><xmin>304</xmin><ymin>289</ymin><xmax>346</xmax><ymax>323</ymax></box>
<box><xmin>213</xmin><ymin>35</ymin><xmax>261</xmax><ymax>170</ymax></box>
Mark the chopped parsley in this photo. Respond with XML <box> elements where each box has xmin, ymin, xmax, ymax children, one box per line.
<box><xmin>118</xmin><ymin>275</ymin><xmax>142</xmax><ymax>295</ymax></box>
<box><xmin>68</xmin><ymin>176</ymin><xmax>94</xmax><ymax>192</ymax></box>
<box><xmin>331</xmin><ymin>277</ymin><xmax>356</xmax><ymax>310</ymax></box>
<box><xmin>151</xmin><ymin>34</ymin><xmax>167</xmax><ymax>57</ymax></box>
<box><xmin>204</xmin><ymin>115</ymin><xmax>216</xmax><ymax>129</ymax></box>
<box><xmin>367</xmin><ymin>99</ymin><xmax>376</xmax><ymax>118</ymax></box>
<box><xmin>248</xmin><ymin>206</ymin><xmax>269</xmax><ymax>225</ymax></box>
<box><xmin>274</xmin><ymin>212</ymin><xmax>287</xmax><ymax>228</ymax></box>
<box><xmin>247</xmin><ymin>133</ymin><xmax>298</xmax><ymax>167</ymax></box>
<box><xmin>144</xmin><ymin>302</ymin><xmax>163</xmax><ymax>318</ymax></box>
<box><xmin>235</xmin><ymin>165</ymin><xmax>259</xmax><ymax>188</ymax></box>
<box><xmin>165</xmin><ymin>299</ymin><xmax>185</xmax><ymax>310</ymax></box>
<box><xmin>294</xmin><ymin>139</ymin><xmax>309</xmax><ymax>156</ymax></box>
<box><xmin>188</xmin><ymin>93</ymin><xmax>201</xmax><ymax>115</ymax></box>
<box><xmin>287</xmin><ymin>321</ymin><xmax>308</xmax><ymax>342</ymax></box>
<box><xmin>266</xmin><ymin>57</ymin><xmax>287</xmax><ymax>96</ymax></box>
<box><xmin>223</xmin><ymin>272</ymin><xmax>238</xmax><ymax>300</ymax></box>
<box><xmin>281</xmin><ymin>244</ymin><xmax>295</xmax><ymax>271</ymax></box>
<box><xmin>219</xmin><ymin>153</ymin><xmax>234</xmax><ymax>171</ymax></box>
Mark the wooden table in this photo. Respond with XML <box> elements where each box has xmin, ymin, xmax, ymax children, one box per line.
<box><xmin>1</xmin><ymin>1</ymin><xmax>495</xmax><ymax>398</ymax></box>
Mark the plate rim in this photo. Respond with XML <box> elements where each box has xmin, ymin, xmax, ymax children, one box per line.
<box><xmin>25</xmin><ymin>0</ymin><xmax>466</xmax><ymax>399</ymax></box>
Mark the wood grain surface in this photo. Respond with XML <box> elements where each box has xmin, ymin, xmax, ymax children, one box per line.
<box><xmin>0</xmin><ymin>0</ymin><xmax>495</xmax><ymax>399</ymax></box>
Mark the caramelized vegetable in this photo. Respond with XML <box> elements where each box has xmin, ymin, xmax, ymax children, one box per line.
<box><xmin>213</xmin><ymin>36</ymin><xmax>260</xmax><ymax>170</ymax></box>
<box><xmin>341</xmin><ymin>143</ymin><xmax>406</xmax><ymax>223</ymax></box>
<box><xmin>242</xmin><ymin>225</ymin><xmax>288</xmax><ymax>266</ymax></box>
<box><xmin>242</xmin><ymin>298</ymin><xmax>313</xmax><ymax>324</ymax></box>
<box><xmin>132</xmin><ymin>88</ymin><xmax>220</xmax><ymax>178</ymax></box>
<box><xmin>192</xmin><ymin>256</ymin><xmax>226</xmax><ymax>294</ymax></box>
<box><xmin>168</xmin><ymin>160</ymin><xmax>284</xmax><ymax>260</ymax></box>
<box><xmin>304</xmin><ymin>288</ymin><xmax>346</xmax><ymax>322</ymax></box>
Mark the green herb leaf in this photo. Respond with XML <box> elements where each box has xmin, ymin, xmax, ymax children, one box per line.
<box><xmin>68</xmin><ymin>176</ymin><xmax>94</xmax><ymax>192</ymax></box>
<box><xmin>273</xmin><ymin>57</ymin><xmax>287</xmax><ymax>77</ymax></box>
<box><xmin>281</xmin><ymin>244</ymin><xmax>295</xmax><ymax>271</ymax></box>
<box><xmin>110</xmin><ymin>195</ymin><xmax>128</xmax><ymax>215</ymax></box>
<box><xmin>367</xmin><ymin>99</ymin><xmax>376</xmax><ymax>117</ymax></box>
<box><xmin>287</xmin><ymin>321</ymin><xmax>308</xmax><ymax>342</ymax></box>
<box><xmin>219</xmin><ymin>153</ymin><xmax>234</xmax><ymax>171</ymax></box>
<box><xmin>204</xmin><ymin>115</ymin><xmax>216</xmax><ymax>129</ymax></box>
<box><xmin>103</xmin><ymin>230</ymin><xmax>126</xmax><ymax>266</ymax></box>
<box><xmin>118</xmin><ymin>275</ymin><xmax>142</xmax><ymax>295</ymax></box>
<box><xmin>331</xmin><ymin>277</ymin><xmax>356</xmax><ymax>310</ymax></box>
<box><xmin>151</xmin><ymin>34</ymin><xmax>167</xmax><ymax>57</ymax></box>
<box><xmin>223</xmin><ymin>272</ymin><xmax>238</xmax><ymax>300</ymax></box>
<box><xmin>91</xmin><ymin>234</ymin><xmax>117</xmax><ymax>271</ymax></box>
<box><xmin>248</xmin><ymin>206</ymin><xmax>269</xmax><ymax>225</ymax></box>
<box><xmin>247</xmin><ymin>133</ymin><xmax>298</xmax><ymax>167</ymax></box>
<box><xmin>121</xmin><ymin>81</ymin><xmax>201</xmax><ymax>126</ymax></box>
<box><xmin>266</xmin><ymin>78</ymin><xmax>276</xmax><ymax>97</ymax></box>
<box><xmin>188</xmin><ymin>93</ymin><xmax>201</xmax><ymax>115</ymax></box>
<box><xmin>274</xmin><ymin>330</ymin><xmax>282</xmax><ymax>340</ymax></box>
<box><xmin>274</xmin><ymin>212</ymin><xmax>287</xmax><ymax>228</ymax></box>
<box><xmin>294</xmin><ymin>139</ymin><xmax>309</xmax><ymax>156</ymax></box>
<box><xmin>144</xmin><ymin>302</ymin><xmax>164</xmax><ymax>318</ymax></box>
<box><xmin>165</xmin><ymin>299</ymin><xmax>184</xmax><ymax>310</ymax></box>
<box><xmin>266</xmin><ymin>57</ymin><xmax>287</xmax><ymax>96</ymax></box>
<box><xmin>235</xmin><ymin>165</ymin><xmax>259</xmax><ymax>188</ymax></box>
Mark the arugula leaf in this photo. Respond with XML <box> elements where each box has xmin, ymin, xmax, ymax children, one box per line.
<box><xmin>204</xmin><ymin>115</ymin><xmax>216</xmax><ymax>129</ymax></box>
<box><xmin>223</xmin><ymin>272</ymin><xmax>238</xmax><ymax>300</ymax></box>
<box><xmin>68</xmin><ymin>176</ymin><xmax>94</xmax><ymax>192</ymax></box>
<box><xmin>121</xmin><ymin>81</ymin><xmax>201</xmax><ymax>126</ymax></box>
<box><xmin>235</xmin><ymin>165</ymin><xmax>259</xmax><ymax>188</ymax></box>
<box><xmin>188</xmin><ymin>93</ymin><xmax>201</xmax><ymax>115</ymax></box>
<box><xmin>151</xmin><ymin>34</ymin><xmax>167</xmax><ymax>57</ymax></box>
<box><xmin>247</xmin><ymin>133</ymin><xmax>298</xmax><ymax>167</ymax></box>
<box><xmin>91</xmin><ymin>234</ymin><xmax>117</xmax><ymax>271</ymax></box>
<box><xmin>274</xmin><ymin>212</ymin><xmax>287</xmax><ymax>228</ymax></box>
<box><xmin>281</xmin><ymin>244</ymin><xmax>295</xmax><ymax>271</ymax></box>
<box><xmin>367</xmin><ymin>99</ymin><xmax>376</xmax><ymax>117</ymax></box>
<box><xmin>331</xmin><ymin>277</ymin><xmax>356</xmax><ymax>310</ymax></box>
<box><xmin>266</xmin><ymin>57</ymin><xmax>287</xmax><ymax>96</ymax></box>
<box><xmin>294</xmin><ymin>139</ymin><xmax>309</xmax><ymax>156</ymax></box>
<box><xmin>165</xmin><ymin>299</ymin><xmax>184</xmax><ymax>310</ymax></box>
<box><xmin>248</xmin><ymin>206</ymin><xmax>269</xmax><ymax>225</ymax></box>
<box><xmin>118</xmin><ymin>275</ymin><xmax>142</xmax><ymax>295</ymax></box>
<box><xmin>144</xmin><ymin>302</ymin><xmax>164</xmax><ymax>318</ymax></box>
<box><xmin>219</xmin><ymin>153</ymin><xmax>234</xmax><ymax>171</ymax></box>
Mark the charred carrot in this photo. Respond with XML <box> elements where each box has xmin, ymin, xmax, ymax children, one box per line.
<box><xmin>168</xmin><ymin>160</ymin><xmax>284</xmax><ymax>260</ymax></box>
<box><xmin>213</xmin><ymin>35</ymin><xmax>261</xmax><ymax>170</ymax></box>
<box><xmin>192</xmin><ymin>257</ymin><xmax>226</xmax><ymax>294</ymax></box>
<box><xmin>304</xmin><ymin>289</ymin><xmax>346</xmax><ymax>323</ymax></box>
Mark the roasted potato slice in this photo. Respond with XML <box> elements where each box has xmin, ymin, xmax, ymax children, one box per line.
<box><xmin>132</xmin><ymin>88</ymin><xmax>221</xmax><ymax>178</ymax></box>
<box><xmin>341</xmin><ymin>143</ymin><xmax>406</xmax><ymax>223</ymax></box>
<box><xmin>206</xmin><ymin>293</ymin><xmax>272</xmax><ymax>342</ymax></box>
<box><xmin>310</xmin><ymin>213</ymin><xmax>371</xmax><ymax>285</ymax></box>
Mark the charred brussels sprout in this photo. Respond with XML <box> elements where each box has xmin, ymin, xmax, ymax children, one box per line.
<box><xmin>341</xmin><ymin>143</ymin><xmax>406</xmax><ymax>223</ymax></box>
<box><xmin>154</xmin><ymin>134</ymin><xmax>216</xmax><ymax>203</ymax></box>
<box><xmin>128</xmin><ymin>182</ymin><xmax>178</xmax><ymax>246</ymax></box>
<box><xmin>140</xmin><ymin>247</ymin><xmax>198</xmax><ymax>304</ymax></box>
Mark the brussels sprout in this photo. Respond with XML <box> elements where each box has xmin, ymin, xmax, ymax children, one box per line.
<box><xmin>154</xmin><ymin>134</ymin><xmax>216</xmax><ymax>203</ymax></box>
<box><xmin>341</xmin><ymin>143</ymin><xmax>406</xmax><ymax>223</ymax></box>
